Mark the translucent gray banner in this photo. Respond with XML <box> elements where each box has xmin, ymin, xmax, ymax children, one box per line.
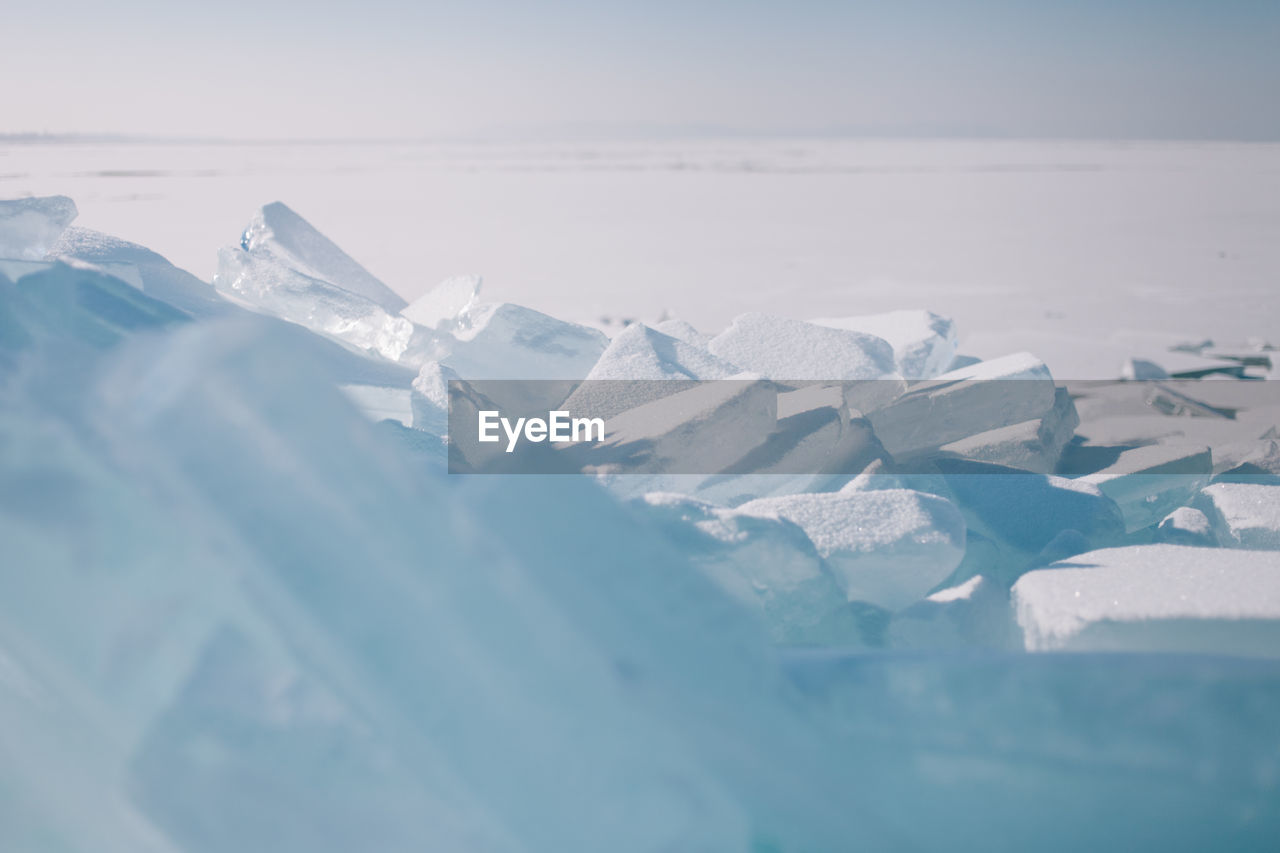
<box><xmin>445</xmin><ymin>378</ymin><xmax>1280</xmax><ymax>478</ymax></box>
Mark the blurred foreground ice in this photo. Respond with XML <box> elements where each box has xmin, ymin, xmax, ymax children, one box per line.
<box><xmin>3</xmin><ymin>195</ymin><xmax>1279</xmax><ymax>851</ymax></box>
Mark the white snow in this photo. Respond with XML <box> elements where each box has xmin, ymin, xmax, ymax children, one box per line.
<box><xmin>1014</xmin><ymin>545</ymin><xmax>1280</xmax><ymax>656</ymax></box>
<box><xmin>736</xmin><ymin>489</ymin><xmax>966</xmax><ymax>610</ymax></box>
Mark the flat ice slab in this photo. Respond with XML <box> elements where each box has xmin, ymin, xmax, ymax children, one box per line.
<box><xmin>1013</xmin><ymin>544</ymin><xmax>1280</xmax><ymax>656</ymax></box>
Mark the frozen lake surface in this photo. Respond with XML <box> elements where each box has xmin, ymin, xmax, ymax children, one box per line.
<box><xmin>4</xmin><ymin>137</ymin><xmax>1277</xmax><ymax>376</ymax></box>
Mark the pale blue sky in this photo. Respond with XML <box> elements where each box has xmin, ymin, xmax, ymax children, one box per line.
<box><xmin>4</xmin><ymin>0</ymin><xmax>1278</xmax><ymax>140</ymax></box>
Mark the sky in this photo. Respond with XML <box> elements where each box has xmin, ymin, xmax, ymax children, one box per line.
<box><xmin>3</xmin><ymin>0</ymin><xmax>1279</xmax><ymax>141</ymax></box>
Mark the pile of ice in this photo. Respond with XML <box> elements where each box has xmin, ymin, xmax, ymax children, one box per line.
<box><xmin>3</xmin><ymin>195</ymin><xmax>1280</xmax><ymax>851</ymax></box>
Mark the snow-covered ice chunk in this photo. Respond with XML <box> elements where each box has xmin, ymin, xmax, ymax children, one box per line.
<box><xmin>811</xmin><ymin>310</ymin><xmax>957</xmax><ymax>379</ymax></box>
<box><xmin>708</xmin><ymin>312</ymin><xmax>897</xmax><ymax>382</ymax></box>
<box><xmin>935</xmin><ymin>386</ymin><xmax>1079</xmax><ymax>473</ymax></box>
<box><xmin>214</xmin><ymin>243</ymin><xmax>418</xmax><ymax>362</ymax></box>
<box><xmin>400</xmin><ymin>274</ymin><xmax>480</xmax><ymax>330</ymax></box>
<box><xmin>1013</xmin><ymin>545</ymin><xmax>1280</xmax><ymax>656</ymax></box>
<box><xmin>865</xmin><ymin>353</ymin><xmax>1058</xmax><ymax>459</ymax></box>
<box><xmin>241</xmin><ymin>201</ymin><xmax>406</xmax><ymax>312</ymax></box>
<box><xmin>736</xmin><ymin>490</ymin><xmax>966</xmax><ymax>610</ymax></box>
<box><xmin>51</xmin><ymin>226</ymin><xmax>232</xmax><ymax>318</ymax></box>
<box><xmin>441</xmin><ymin>301</ymin><xmax>607</xmax><ymax>381</ymax></box>
<box><xmin>654</xmin><ymin>317</ymin><xmax>712</xmax><ymax>348</ymax></box>
<box><xmin>1155</xmin><ymin>506</ymin><xmax>1217</xmax><ymax>547</ymax></box>
<box><xmin>560</xmin><ymin>324</ymin><xmax>740</xmax><ymax>420</ymax></box>
<box><xmin>1080</xmin><ymin>443</ymin><xmax>1212</xmax><ymax>532</ymax></box>
<box><xmin>887</xmin><ymin>575</ymin><xmax>1017</xmax><ymax>650</ymax></box>
<box><xmin>636</xmin><ymin>493</ymin><xmax>856</xmax><ymax>644</ymax></box>
<box><xmin>1194</xmin><ymin>483</ymin><xmax>1280</xmax><ymax>549</ymax></box>
<box><xmin>0</xmin><ymin>195</ymin><xmax>78</xmax><ymax>261</ymax></box>
<box><xmin>587</xmin><ymin>323</ymin><xmax>740</xmax><ymax>382</ymax></box>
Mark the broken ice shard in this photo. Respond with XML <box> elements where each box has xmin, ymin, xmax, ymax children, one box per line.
<box><xmin>400</xmin><ymin>274</ymin><xmax>481</xmax><ymax>330</ymax></box>
<box><xmin>214</xmin><ymin>243</ymin><xmax>418</xmax><ymax>362</ymax></box>
<box><xmin>441</xmin><ymin>301</ymin><xmax>607</xmax><ymax>381</ymax></box>
<box><xmin>241</xmin><ymin>201</ymin><xmax>406</xmax><ymax>312</ymax></box>
<box><xmin>0</xmin><ymin>195</ymin><xmax>79</xmax><ymax>261</ymax></box>
<box><xmin>736</xmin><ymin>489</ymin><xmax>966</xmax><ymax>610</ymax></box>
